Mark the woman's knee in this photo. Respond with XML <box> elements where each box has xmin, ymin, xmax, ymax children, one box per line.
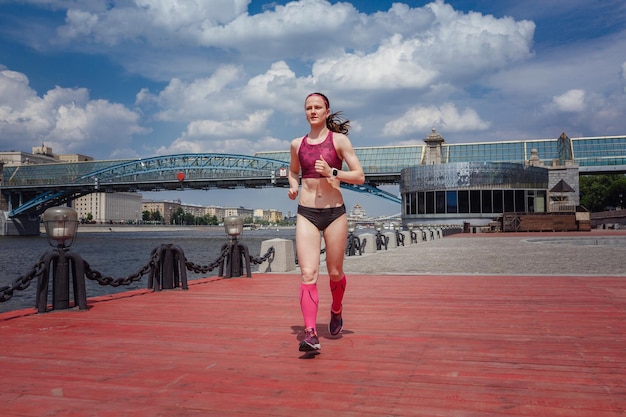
<box><xmin>326</xmin><ymin>267</ymin><xmax>344</xmax><ymax>282</ymax></box>
<box><xmin>300</xmin><ymin>268</ymin><xmax>319</xmax><ymax>284</ymax></box>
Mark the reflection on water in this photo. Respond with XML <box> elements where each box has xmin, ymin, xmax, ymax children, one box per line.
<box><xmin>0</xmin><ymin>227</ymin><xmax>295</xmax><ymax>313</ymax></box>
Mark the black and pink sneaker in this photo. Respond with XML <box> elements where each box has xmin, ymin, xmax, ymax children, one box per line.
<box><xmin>329</xmin><ymin>310</ymin><xmax>343</xmax><ymax>336</ymax></box>
<box><xmin>299</xmin><ymin>328</ymin><xmax>321</xmax><ymax>351</ymax></box>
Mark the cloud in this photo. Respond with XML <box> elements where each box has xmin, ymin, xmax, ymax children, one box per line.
<box><xmin>551</xmin><ymin>89</ymin><xmax>586</xmax><ymax>112</ymax></box>
<box><xmin>5</xmin><ymin>0</ymin><xmax>625</xmax><ymax>159</ymax></box>
<box><xmin>152</xmin><ymin>108</ymin><xmax>290</xmax><ymax>156</ymax></box>
<box><xmin>382</xmin><ymin>103</ymin><xmax>490</xmax><ymax>136</ymax></box>
<box><xmin>0</xmin><ymin>69</ymin><xmax>39</xmax><ymax>108</ymax></box>
<box><xmin>155</xmin><ymin>133</ymin><xmax>290</xmax><ymax>156</ymax></box>
<box><xmin>185</xmin><ymin>110</ymin><xmax>274</xmax><ymax>138</ymax></box>
<box><xmin>56</xmin><ymin>0</ymin><xmax>251</xmax><ymax>46</ymax></box>
<box><xmin>311</xmin><ymin>35</ymin><xmax>438</xmax><ymax>90</ymax></box>
<box><xmin>136</xmin><ymin>65</ymin><xmax>246</xmax><ymax>121</ymax></box>
<box><xmin>123</xmin><ymin>0</ymin><xmax>534</xmax><ymax>151</ymax></box>
<box><xmin>0</xmin><ymin>69</ymin><xmax>147</xmax><ymax>157</ymax></box>
<box><xmin>50</xmin><ymin>0</ymin><xmax>534</xmax><ymax>80</ymax></box>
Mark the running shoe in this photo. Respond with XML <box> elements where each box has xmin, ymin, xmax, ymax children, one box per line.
<box><xmin>329</xmin><ymin>310</ymin><xmax>343</xmax><ymax>336</ymax></box>
<box><xmin>299</xmin><ymin>328</ymin><xmax>321</xmax><ymax>352</ymax></box>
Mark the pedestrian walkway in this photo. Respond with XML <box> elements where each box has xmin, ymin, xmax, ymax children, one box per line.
<box><xmin>334</xmin><ymin>229</ymin><xmax>626</xmax><ymax>276</ymax></box>
<box><xmin>1</xmin><ymin>231</ymin><xmax>625</xmax><ymax>416</ymax></box>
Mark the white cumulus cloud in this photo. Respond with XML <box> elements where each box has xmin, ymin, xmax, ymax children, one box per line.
<box><xmin>552</xmin><ymin>89</ymin><xmax>586</xmax><ymax>112</ymax></box>
<box><xmin>9</xmin><ymin>0</ymin><xmax>624</xmax><ymax>158</ymax></box>
<box><xmin>0</xmin><ymin>69</ymin><xmax>147</xmax><ymax>157</ymax></box>
<box><xmin>383</xmin><ymin>103</ymin><xmax>490</xmax><ymax>135</ymax></box>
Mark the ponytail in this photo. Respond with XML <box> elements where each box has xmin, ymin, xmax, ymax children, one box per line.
<box><xmin>326</xmin><ymin>111</ymin><xmax>350</xmax><ymax>135</ymax></box>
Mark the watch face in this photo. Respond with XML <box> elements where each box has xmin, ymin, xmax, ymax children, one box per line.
<box><xmin>332</xmin><ymin>168</ymin><xmax>338</xmax><ymax>177</ymax></box>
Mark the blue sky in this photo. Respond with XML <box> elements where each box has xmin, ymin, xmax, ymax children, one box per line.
<box><xmin>1</xmin><ymin>0</ymin><xmax>625</xmax><ymax>216</ymax></box>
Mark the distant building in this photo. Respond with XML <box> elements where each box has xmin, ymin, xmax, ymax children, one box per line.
<box><xmin>73</xmin><ymin>192</ymin><xmax>143</xmax><ymax>223</ymax></box>
<box><xmin>142</xmin><ymin>201</ymin><xmax>260</xmax><ymax>223</ymax></box>
<box><xmin>253</xmin><ymin>208</ymin><xmax>284</xmax><ymax>223</ymax></box>
<box><xmin>0</xmin><ymin>145</ymin><xmax>93</xmax><ymax>167</ymax></box>
<box><xmin>224</xmin><ymin>206</ymin><xmax>254</xmax><ymax>219</ymax></box>
<box><xmin>31</xmin><ymin>145</ymin><xmax>92</xmax><ymax>162</ymax></box>
<box><xmin>142</xmin><ymin>200</ymin><xmax>181</xmax><ymax>224</ymax></box>
<box><xmin>400</xmin><ymin>130</ymin><xmax>579</xmax><ymax>227</ymax></box>
<box><xmin>204</xmin><ymin>205</ymin><xmax>226</xmax><ymax>220</ymax></box>
<box><xmin>180</xmin><ymin>203</ymin><xmax>207</xmax><ymax>218</ymax></box>
<box><xmin>56</xmin><ymin>154</ymin><xmax>94</xmax><ymax>163</ymax></box>
<box><xmin>348</xmin><ymin>203</ymin><xmax>367</xmax><ymax>219</ymax></box>
<box><xmin>0</xmin><ymin>150</ymin><xmax>58</xmax><ymax>166</ymax></box>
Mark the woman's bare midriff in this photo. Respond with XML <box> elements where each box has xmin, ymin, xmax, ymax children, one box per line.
<box><xmin>298</xmin><ymin>177</ymin><xmax>344</xmax><ymax>208</ymax></box>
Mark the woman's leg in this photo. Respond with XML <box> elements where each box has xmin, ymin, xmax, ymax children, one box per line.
<box><xmin>296</xmin><ymin>214</ymin><xmax>322</xmax><ymax>331</ymax></box>
<box><xmin>296</xmin><ymin>214</ymin><xmax>322</xmax><ymax>285</ymax></box>
<box><xmin>323</xmin><ymin>214</ymin><xmax>348</xmax><ymax>336</ymax></box>
<box><xmin>323</xmin><ymin>213</ymin><xmax>347</xmax><ymax>283</ymax></box>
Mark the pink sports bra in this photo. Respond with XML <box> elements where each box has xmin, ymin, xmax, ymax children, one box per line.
<box><xmin>298</xmin><ymin>131</ymin><xmax>343</xmax><ymax>178</ymax></box>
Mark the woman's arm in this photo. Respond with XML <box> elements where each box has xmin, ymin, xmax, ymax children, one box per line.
<box><xmin>332</xmin><ymin>133</ymin><xmax>365</xmax><ymax>185</ymax></box>
<box><xmin>287</xmin><ymin>139</ymin><xmax>301</xmax><ymax>200</ymax></box>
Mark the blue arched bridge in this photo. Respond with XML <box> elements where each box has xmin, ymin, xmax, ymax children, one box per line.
<box><xmin>2</xmin><ymin>134</ymin><xmax>625</xmax><ymax>221</ymax></box>
<box><xmin>1</xmin><ymin>153</ymin><xmax>402</xmax><ymax>219</ymax></box>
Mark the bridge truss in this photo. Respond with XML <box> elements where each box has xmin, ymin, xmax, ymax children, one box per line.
<box><xmin>2</xmin><ymin>153</ymin><xmax>401</xmax><ymax>218</ymax></box>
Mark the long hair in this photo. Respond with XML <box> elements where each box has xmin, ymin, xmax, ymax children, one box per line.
<box><xmin>306</xmin><ymin>92</ymin><xmax>351</xmax><ymax>135</ymax></box>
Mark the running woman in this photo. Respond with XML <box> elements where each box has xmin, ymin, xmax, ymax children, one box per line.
<box><xmin>287</xmin><ymin>92</ymin><xmax>365</xmax><ymax>352</ymax></box>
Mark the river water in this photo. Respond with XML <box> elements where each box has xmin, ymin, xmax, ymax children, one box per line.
<box><xmin>0</xmin><ymin>227</ymin><xmax>296</xmax><ymax>313</ymax></box>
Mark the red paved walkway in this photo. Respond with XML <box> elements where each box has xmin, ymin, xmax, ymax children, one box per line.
<box><xmin>1</xmin><ymin>272</ymin><xmax>625</xmax><ymax>416</ymax></box>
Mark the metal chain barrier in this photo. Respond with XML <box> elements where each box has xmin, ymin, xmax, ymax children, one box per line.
<box><xmin>0</xmin><ymin>260</ymin><xmax>46</xmax><ymax>303</ymax></box>
<box><xmin>249</xmin><ymin>246</ymin><xmax>274</xmax><ymax>265</ymax></box>
<box><xmin>83</xmin><ymin>254</ymin><xmax>155</xmax><ymax>288</ymax></box>
<box><xmin>1</xmin><ymin>243</ymin><xmax>275</xmax><ymax>306</ymax></box>
<box><xmin>185</xmin><ymin>245</ymin><xmax>273</xmax><ymax>273</ymax></box>
<box><xmin>185</xmin><ymin>246</ymin><xmax>229</xmax><ymax>274</ymax></box>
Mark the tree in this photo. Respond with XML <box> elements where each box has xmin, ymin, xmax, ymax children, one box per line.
<box><xmin>171</xmin><ymin>207</ymin><xmax>185</xmax><ymax>224</ymax></box>
<box><xmin>606</xmin><ymin>177</ymin><xmax>626</xmax><ymax>209</ymax></box>
<box><xmin>183</xmin><ymin>212</ymin><xmax>195</xmax><ymax>225</ymax></box>
<box><xmin>580</xmin><ymin>174</ymin><xmax>626</xmax><ymax>211</ymax></box>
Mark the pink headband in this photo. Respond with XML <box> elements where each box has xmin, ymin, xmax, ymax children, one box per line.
<box><xmin>306</xmin><ymin>93</ymin><xmax>329</xmax><ymax>109</ymax></box>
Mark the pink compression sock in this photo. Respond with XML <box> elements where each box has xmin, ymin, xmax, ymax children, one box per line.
<box><xmin>330</xmin><ymin>275</ymin><xmax>346</xmax><ymax>313</ymax></box>
<box><xmin>300</xmin><ymin>283</ymin><xmax>319</xmax><ymax>332</ymax></box>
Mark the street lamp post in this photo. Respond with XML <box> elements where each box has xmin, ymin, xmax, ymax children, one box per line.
<box><xmin>220</xmin><ymin>216</ymin><xmax>251</xmax><ymax>278</ymax></box>
<box><xmin>37</xmin><ymin>207</ymin><xmax>87</xmax><ymax>313</ymax></box>
<box><xmin>374</xmin><ymin>221</ymin><xmax>388</xmax><ymax>251</ymax></box>
<box><xmin>407</xmin><ymin>223</ymin><xmax>418</xmax><ymax>243</ymax></box>
<box><xmin>346</xmin><ymin>221</ymin><xmax>362</xmax><ymax>256</ymax></box>
<box><xmin>393</xmin><ymin>222</ymin><xmax>405</xmax><ymax>246</ymax></box>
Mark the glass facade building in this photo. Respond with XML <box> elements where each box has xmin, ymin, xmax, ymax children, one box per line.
<box><xmin>257</xmin><ymin>135</ymin><xmax>626</xmax><ymax>173</ymax></box>
<box><xmin>400</xmin><ymin>162</ymin><xmax>548</xmax><ymax>225</ymax></box>
<box><xmin>258</xmin><ymin>134</ymin><xmax>626</xmax><ymax>226</ymax></box>
<box><xmin>3</xmin><ymin>135</ymin><xmax>625</xmax><ymax>187</ymax></box>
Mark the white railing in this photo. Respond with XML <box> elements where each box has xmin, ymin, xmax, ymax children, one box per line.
<box><xmin>549</xmin><ymin>201</ymin><xmax>576</xmax><ymax>212</ymax></box>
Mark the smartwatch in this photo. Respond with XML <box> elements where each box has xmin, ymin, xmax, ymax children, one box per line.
<box><xmin>331</xmin><ymin>168</ymin><xmax>338</xmax><ymax>178</ymax></box>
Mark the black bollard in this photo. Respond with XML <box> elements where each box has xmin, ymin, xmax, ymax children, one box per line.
<box><xmin>53</xmin><ymin>250</ymin><xmax>70</xmax><ymax>310</ymax></box>
<box><xmin>346</xmin><ymin>232</ymin><xmax>362</xmax><ymax>256</ymax></box>
<box><xmin>148</xmin><ymin>244</ymin><xmax>188</xmax><ymax>291</ymax></box>
<box><xmin>36</xmin><ymin>249</ymin><xmax>88</xmax><ymax>313</ymax></box>
<box><xmin>375</xmin><ymin>231</ymin><xmax>388</xmax><ymax>250</ymax></box>
<box><xmin>220</xmin><ymin>239</ymin><xmax>251</xmax><ymax>278</ymax></box>
<box><xmin>395</xmin><ymin>230</ymin><xmax>405</xmax><ymax>247</ymax></box>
